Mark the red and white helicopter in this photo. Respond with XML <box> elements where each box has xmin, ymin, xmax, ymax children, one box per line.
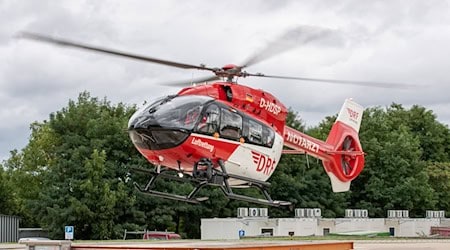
<box><xmin>19</xmin><ymin>31</ymin><xmax>402</xmax><ymax>206</ymax></box>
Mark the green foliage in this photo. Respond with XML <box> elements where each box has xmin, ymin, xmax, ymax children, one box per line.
<box><xmin>1</xmin><ymin>152</ymin><xmax>32</xmax><ymax>225</ymax></box>
<box><xmin>426</xmin><ymin>162</ymin><xmax>450</xmax><ymax>215</ymax></box>
<box><xmin>0</xmin><ymin>163</ymin><xmax>18</xmax><ymax>214</ymax></box>
<box><xmin>386</xmin><ymin>104</ymin><xmax>450</xmax><ymax>161</ymax></box>
<box><xmin>286</xmin><ymin>108</ymin><xmax>306</xmax><ymax>131</ymax></box>
<box><xmin>353</xmin><ymin>105</ymin><xmax>439</xmax><ymax>217</ymax></box>
<box><xmin>6</xmin><ymin>92</ymin><xmax>146</xmax><ymax>239</ymax></box>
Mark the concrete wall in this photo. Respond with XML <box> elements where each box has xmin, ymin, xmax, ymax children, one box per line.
<box><xmin>276</xmin><ymin>218</ymin><xmax>318</xmax><ymax>237</ymax></box>
<box><xmin>201</xmin><ymin>218</ymin><xmax>240</xmax><ymax>240</ymax></box>
<box><xmin>440</xmin><ymin>218</ymin><xmax>450</xmax><ymax>227</ymax></box>
<box><xmin>201</xmin><ymin>217</ymin><xmax>449</xmax><ymax>240</ymax></box>
<box><xmin>331</xmin><ymin>218</ymin><xmax>386</xmax><ymax>234</ymax></box>
<box><xmin>0</xmin><ymin>214</ymin><xmax>20</xmax><ymax>243</ymax></box>
<box><xmin>385</xmin><ymin>219</ymin><xmax>441</xmax><ymax>237</ymax></box>
<box><xmin>201</xmin><ymin>217</ymin><xmax>277</xmax><ymax>240</ymax></box>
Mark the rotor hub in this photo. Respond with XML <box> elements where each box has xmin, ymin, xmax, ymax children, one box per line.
<box><xmin>222</xmin><ymin>64</ymin><xmax>239</xmax><ymax>70</ymax></box>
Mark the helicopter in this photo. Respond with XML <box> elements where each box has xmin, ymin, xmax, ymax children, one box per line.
<box><xmin>18</xmin><ymin>30</ymin><xmax>402</xmax><ymax>207</ymax></box>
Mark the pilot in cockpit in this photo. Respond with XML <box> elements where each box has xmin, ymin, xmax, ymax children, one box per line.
<box><xmin>197</xmin><ymin>106</ymin><xmax>219</xmax><ymax>134</ymax></box>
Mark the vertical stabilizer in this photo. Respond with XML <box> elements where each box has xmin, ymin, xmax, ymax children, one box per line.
<box><xmin>323</xmin><ymin>99</ymin><xmax>365</xmax><ymax>192</ymax></box>
<box><xmin>283</xmin><ymin>99</ymin><xmax>365</xmax><ymax>193</ymax></box>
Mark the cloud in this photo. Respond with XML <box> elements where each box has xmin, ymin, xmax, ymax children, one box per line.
<box><xmin>1</xmin><ymin>0</ymin><xmax>450</xmax><ymax>161</ymax></box>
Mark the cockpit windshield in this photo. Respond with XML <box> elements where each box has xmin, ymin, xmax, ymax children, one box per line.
<box><xmin>129</xmin><ymin>95</ymin><xmax>213</xmax><ymax>130</ymax></box>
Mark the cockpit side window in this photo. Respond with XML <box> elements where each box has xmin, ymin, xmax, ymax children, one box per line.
<box><xmin>242</xmin><ymin>118</ymin><xmax>275</xmax><ymax>148</ymax></box>
<box><xmin>247</xmin><ymin>120</ymin><xmax>263</xmax><ymax>144</ymax></box>
<box><xmin>220</xmin><ymin>108</ymin><xmax>242</xmax><ymax>139</ymax></box>
<box><xmin>262</xmin><ymin>126</ymin><xmax>275</xmax><ymax>147</ymax></box>
<box><xmin>197</xmin><ymin>104</ymin><xmax>220</xmax><ymax>134</ymax></box>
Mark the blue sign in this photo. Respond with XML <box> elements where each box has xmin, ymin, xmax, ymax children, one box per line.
<box><xmin>239</xmin><ymin>229</ymin><xmax>245</xmax><ymax>237</ymax></box>
<box><xmin>65</xmin><ymin>226</ymin><xmax>74</xmax><ymax>240</ymax></box>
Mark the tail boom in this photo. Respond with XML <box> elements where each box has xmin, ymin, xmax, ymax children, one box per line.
<box><xmin>283</xmin><ymin>99</ymin><xmax>365</xmax><ymax>192</ymax></box>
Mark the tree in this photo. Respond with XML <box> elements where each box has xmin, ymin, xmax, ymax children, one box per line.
<box><xmin>426</xmin><ymin>162</ymin><xmax>450</xmax><ymax>215</ymax></box>
<box><xmin>352</xmin><ymin>106</ymin><xmax>436</xmax><ymax>217</ymax></box>
<box><xmin>24</xmin><ymin>92</ymin><xmax>146</xmax><ymax>239</ymax></box>
<box><xmin>0</xmin><ymin>162</ymin><xmax>18</xmax><ymax>215</ymax></box>
<box><xmin>2</xmin><ymin>122</ymin><xmax>60</xmax><ymax>227</ymax></box>
<box><xmin>386</xmin><ymin>104</ymin><xmax>450</xmax><ymax>162</ymax></box>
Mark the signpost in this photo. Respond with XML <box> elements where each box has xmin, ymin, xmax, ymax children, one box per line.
<box><xmin>238</xmin><ymin>229</ymin><xmax>245</xmax><ymax>238</ymax></box>
<box><xmin>65</xmin><ymin>226</ymin><xmax>74</xmax><ymax>240</ymax></box>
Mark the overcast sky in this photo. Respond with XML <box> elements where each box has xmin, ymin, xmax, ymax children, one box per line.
<box><xmin>1</xmin><ymin>0</ymin><xmax>450</xmax><ymax>161</ymax></box>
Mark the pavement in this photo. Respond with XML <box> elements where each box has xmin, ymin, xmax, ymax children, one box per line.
<box><xmin>354</xmin><ymin>240</ymin><xmax>450</xmax><ymax>250</ymax></box>
<box><xmin>2</xmin><ymin>239</ymin><xmax>450</xmax><ymax>250</ymax></box>
<box><xmin>0</xmin><ymin>243</ymin><xmax>25</xmax><ymax>249</ymax></box>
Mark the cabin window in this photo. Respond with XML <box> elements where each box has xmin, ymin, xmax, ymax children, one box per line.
<box><xmin>247</xmin><ymin>120</ymin><xmax>263</xmax><ymax>144</ymax></box>
<box><xmin>220</xmin><ymin>108</ymin><xmax>242</xmax><ymax>139</ymax></box>
<box><xmin>195</xmin><ymin>102</ymin><xmax>274</xmax><ymax>147</ymax></box>
<box><xmin>242</xmin><ymin>118</ymin><xmax>275</xmax><ymax>148</ymax></box>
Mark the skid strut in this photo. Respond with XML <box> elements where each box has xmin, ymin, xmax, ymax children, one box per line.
<box><xmin>132</xmin><ymin>167</ymin><xmax>209</xmax><ymax>204</ymax></box>
<box><xmin>132</xmin><ymin>159</ymin><xmax>291</xmax><ymax>207</ymax></box>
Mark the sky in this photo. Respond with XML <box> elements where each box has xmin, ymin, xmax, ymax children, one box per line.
<box><xmin>1</xmin><ymin>0</ymin><xmax>450</xmax><ymax>161</ymax></box>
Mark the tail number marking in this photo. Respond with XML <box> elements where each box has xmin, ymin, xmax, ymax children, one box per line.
<box><xmin>259</xmin><ymin>97</ymin><xmax>281</xmax><ymax>115</ymax></box>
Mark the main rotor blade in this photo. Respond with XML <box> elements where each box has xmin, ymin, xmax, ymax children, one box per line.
<box><xmin>18</xmin><ymin>32</ymin><xmax>216</xmax><ymax>71</ymax></box>
<box><xmin>241</xmin><ymin>26</ymin><xmax>343</xmax><ymax>68</ymax></box>
<box><xmin>247</xmin><ymin>73</ymin><xmax>416</xmax><ymax>89</ymax></box>
<box><xmin>162</xmin><ymin>75</ymin><xmax>221</xmax><ymax>87</ymax></box>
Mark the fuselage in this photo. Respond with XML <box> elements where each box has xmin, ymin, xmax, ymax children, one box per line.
<box><xmin>128</xmin><ymin>82</ymin><xmax>287</xmax><ymax>183</ymax></box>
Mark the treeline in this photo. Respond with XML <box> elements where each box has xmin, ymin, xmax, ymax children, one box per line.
<box><xmin>1</xmin><ymin>92</ymin><xmax>449</xmax><ymax>239</ymax></box>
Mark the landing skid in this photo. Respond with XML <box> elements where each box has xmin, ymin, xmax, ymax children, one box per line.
<box><xmin>132</xmin><ymin>167</ymin><xmax>209</xmax><ymax>204</ymax></box>
<box><xmin>132</xmin><ymin>159</ymin><xmax>291</xmax><ymax>207</ymax></box>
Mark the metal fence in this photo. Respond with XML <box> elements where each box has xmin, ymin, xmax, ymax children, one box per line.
<box><xmin>19</xmin><ymin>228</ymin><xmax>49</xmax><ymax>238</ymax></box>
<box><xmin>0</xmin><ymin>214</ymin><xmax>20</xmax><ymax>242</ymax></box>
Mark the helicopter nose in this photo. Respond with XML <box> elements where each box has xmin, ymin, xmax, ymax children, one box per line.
<box><xmin>128</xmin><ymin>114</ymin><xmax>158</xmax><ymax>130</ymax></box>
<box><xmin>128</xmin><ymin>114</ymin><xmax>158</xmax><ymax>150</ymax></box>
<box><xmin>128</xmin><ymin>128</ymin><xmax>189</xmax><ymax>151</ymax></box>
<box><xmin>128</xmin><ymin>115</ymin><xmax>190</xmax><ymax>151</ymax></box>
